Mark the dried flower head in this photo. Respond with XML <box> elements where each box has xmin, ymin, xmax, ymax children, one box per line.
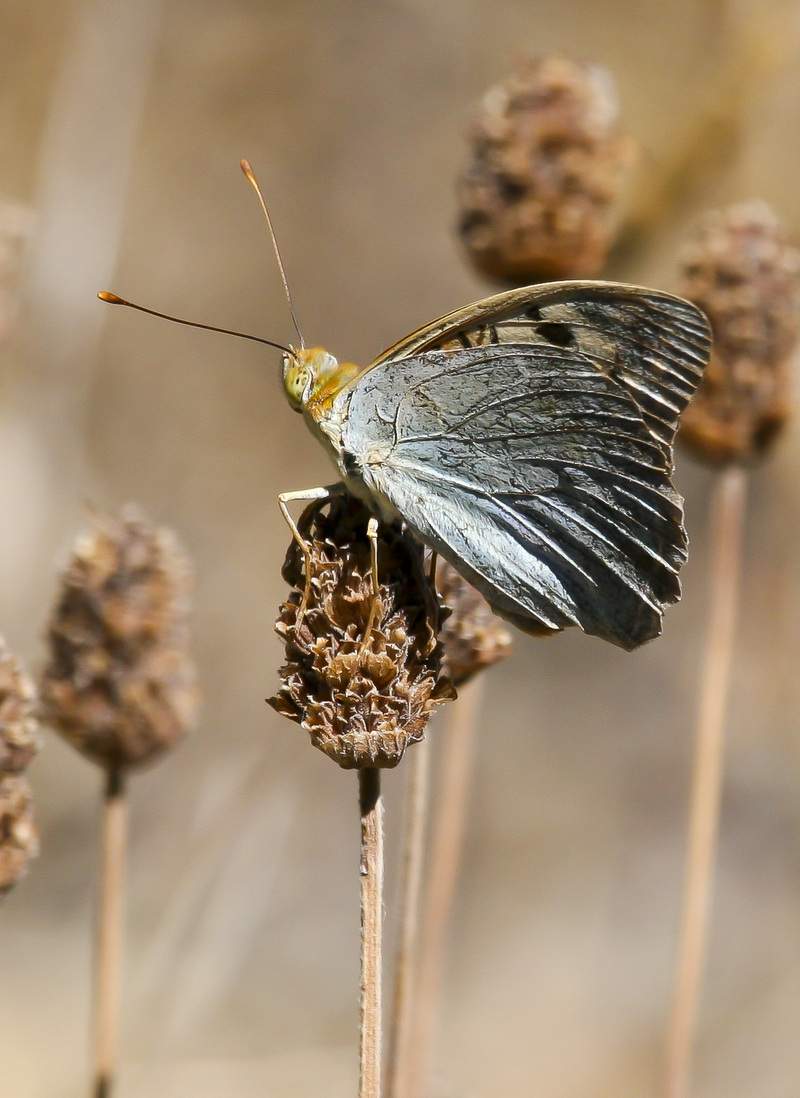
<box><xmin>0</xmin><ymin>774</ymin><xmax>38</xmax><ymax>898</ymax></box>
<box><xmin>0</xmin><ymin>638</ymin><xmax>39</xmax><ymax>775</ymax></box>
<box><xmin>41</xmin><ymin>506</ymin><xmax>198</xmax><ymax>770</ymax></box>
<box><xmin>269</xmin><ymin>496</ymin><xmax>455</xmax><ymax>769</ymax></box>
<box><xmin>458</xmin><ymin>55</ymin><xmax>631</xmax><ymax>284</ymax></box>
<box><xmin>679</xmin><ymin>201</ymin><xmax>800</xmax><ymax>464</ymax></box>
<box><xmin>434</xmin><ymin>558</ymin><xmax>512</xmax><ymax>687</ymax></box>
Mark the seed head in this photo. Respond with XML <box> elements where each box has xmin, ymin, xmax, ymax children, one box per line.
<box><xmin>434</xmin><ymin>559</ymin><xmax>512</xmax><ymax>687</ymax></box>
<box><xmin>679</xmin><ymin>201</ymin><xmax>800</xmax><ymax>464</ymax></box>
<box><xmin>269</xmin><ymin>496</ymin><xmax>455</xmax><ymax>769</ymax></box>
<box><xmin>458</xmin><ymin>55</ymin><xmax>631</xmax><ymax>284</ymax></box>
<box><xmin>41</xmin><ymin>506</ymin><xmax>198</xmax><ymax>770</ymax></box>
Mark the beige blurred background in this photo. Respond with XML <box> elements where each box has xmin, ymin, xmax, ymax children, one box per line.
<box><xmin>2</xmin><ymin>1</ymin><xmax>800</xmax><ymax>1095</ymax></box>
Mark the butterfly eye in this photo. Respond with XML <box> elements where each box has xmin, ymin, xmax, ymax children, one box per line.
<box><xmin>283</xmin><ymin>361</ymin><xmax>311</xmax><ymax>410</ymax></box>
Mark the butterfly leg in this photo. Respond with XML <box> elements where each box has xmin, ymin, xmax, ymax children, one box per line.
<box><xmin>358</xmin><ymin>516</ymin><xmax>383</xmax><ymax>659</ymax></box>
<box><xmin>277</xmin><ymin>484</ymin><xmax>344</xmax><ymax>619</ymax></box>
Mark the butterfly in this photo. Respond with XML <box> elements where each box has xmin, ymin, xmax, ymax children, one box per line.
<box><xmin>99</xmin><ymin>165</ymin><xmax>711</xmax><ymax>651</ymax></box>
<box><xmin>279</xmin><ymin>281</ymin><xmax>711</xmax><ymax>650</ymax></box>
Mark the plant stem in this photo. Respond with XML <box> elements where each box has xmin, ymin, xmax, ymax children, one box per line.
<box><xmin>359</xmin><ymin>767</ymin><xmax>385</xmax><ymax>1098</ymax></box>
<box><xmin>406</xmin><ymin>675</ymin><xmax>484</xmax><ymax>1098</ymax></box>
<box><xmin>93</xmin><ymin>766</ymin><xmax>128</xmax><ymax>1098</ymax></box>
<box><xmin>663</xmin><ymin>464</ymin><xmax>747</xmax><ymax>1098</ymax></box>
<box><xmin>385</xmin><ymin>738</ymin><xmax>431</xmax><ymax>1098</ymax></box>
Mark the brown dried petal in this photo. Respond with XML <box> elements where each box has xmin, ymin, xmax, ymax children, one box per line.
<box><xmin>458</xmin><ymin>55</ymin><xmax>631</xmax><ymax>284</ymax></box>
<box><xmin>0</xmin><ymin>775</ymin><xmax>38</xmax><ymax>898</ymax></box>
<box><xmin>0</xmin><ymin>638</ymin><xmax>39</xmax><ymax>774</ymax></box>
<box><xmin>268</xmin><ymin>496</ymin><xmax>455</xmax><ymax>769</ymax></box>
<box><xmin>41</xmin><ymin>506</ymin><xmax>199</xmax><ymax>769</ymax></box>
<box><xmin>679</xmin><ymin>201</ymin><xmax>800</xmax><ymax>464</ymax></box>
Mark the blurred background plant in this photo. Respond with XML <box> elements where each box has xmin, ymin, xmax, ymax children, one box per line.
<box><xmin>40</xmin><ymin>505</ymin><xmax>197</xmax><ymax>1098</ymax></box>
<box><xmin>1</xmin><ymin>2</ymin><xmax>800</xmax><ymax>1097</ymax></box>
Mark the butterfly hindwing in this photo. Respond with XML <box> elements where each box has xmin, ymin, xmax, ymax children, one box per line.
<box><xmin>335</xmin><ymin>283</ymin><xmax>710</xmax><ymax>649</ymax></box>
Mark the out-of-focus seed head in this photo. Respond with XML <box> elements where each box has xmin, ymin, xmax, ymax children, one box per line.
<box><xmin>458</xmin><ymin>55</ymin><xmax>631</xmax><ymax>284</ymax></box>
<box><xmin>0</xmin><ymin>638</ymin><xmax>39</xmax><ymax>775</ymax></box>
<box><xmin>0</xmin><ymin>774</ymin><xmax>38</xmax><ymax>899</ymax></box>
<box><xmin>41</xmin><ymin>506</ymin><xmax>199</xmax><ymax>770</ymax></box>
<box><xmin>679</xmin><ymin>201</ymin><xmax>800</xmax><ymax>464</ymax></box>
<box><xmin>434</xmin><ymin>559</ymin><xmax>512</xmax><ymax>687</ymax></box>
<box><xmin>268</xmin><ymin>496</ymin><xmax>456</xmax><ymax>769</ymax></box>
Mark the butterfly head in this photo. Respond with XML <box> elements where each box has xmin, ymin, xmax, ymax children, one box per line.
<box><xmin>283</xmin><ymin>346</ymin><xmax>362</xmax><ymax>414</ymax></box>
<box><xmin>282</xmin><ymin>346</ymin><xmax>339</xmax><ymax>411</ymax></box>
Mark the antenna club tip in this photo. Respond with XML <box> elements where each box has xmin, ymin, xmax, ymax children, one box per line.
<box><xmin>98</xmin><ymin>291</ymin><xmax>123</xmax><ymax>304</ymax></box>
<box><xmin>240</xmin><ymin>159</ymin><xmax>254</xmax><ymax>178</ymax></box>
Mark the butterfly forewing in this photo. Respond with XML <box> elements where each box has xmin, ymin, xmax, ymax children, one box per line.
<box><xmin>332</xmin><ymin>283</ymin><xmax>710</xmax><ymax>650</ymax></box>
<box><xmin>369</xmin><ymin>282</ymin><xmax>709</xmax><ymax>458</ymax></box>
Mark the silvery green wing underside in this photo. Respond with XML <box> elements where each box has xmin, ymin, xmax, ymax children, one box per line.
<box><xmin>338</xmin><ymin>286</ymin><xmax>710</xmax><ymax>649</ymax></box>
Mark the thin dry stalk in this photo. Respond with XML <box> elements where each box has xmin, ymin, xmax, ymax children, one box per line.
<box><xmin>360</xmin><ymin>767</ymin><xmax>385</xmax><ymax>1098</ymax></box>
<box><xmin>663</xmin><ymin>464</ymin><xmax>747</xmax><ymax>1098</ymax></box>
<box><xmin>385</xmin><ymin>739</ymin><xmax>431</xmax><ymax>1098</ymax></box>
<box><xmin>406</xmin><ymin>675</ymin><xmax>485</xmax><ymax>1098</ymax></box>
<box><xmin>93</xmin><ymin>766</ymin><xmax>128</xmax><ymax>1098</ymax></box>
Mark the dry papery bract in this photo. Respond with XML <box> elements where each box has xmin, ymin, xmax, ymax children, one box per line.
<box><xmin>0</xmin><ymin>775</ymin><xmax>39</xmax><ymax>898</ymax></box>
<box><xmin>269</xmin><ymin>496</ymin><xmax>456</xmax><ymax>769</ymax></box>
<box><xmin>40</xmin><ymin>507</ymin><xmax>198</xmax><ymax>770</ymax></box>
<box><xmin>434</xmin><ymin>557</ymin><xmax>512</xmax><ymax>687</ymax></box>
<box><xmin>458</xmin><ymin>54</ymin><xmax>631</xmax><ymax>284</ymax></box>
<box><xmin>0</xmin><ymin>637</ymin><xmax>39</xmax><ymax>775</ymax></box>
<box><xmin>679</xmin><ymin>201</ymin><xmax>800</xmax><ymax>465</ymax></box>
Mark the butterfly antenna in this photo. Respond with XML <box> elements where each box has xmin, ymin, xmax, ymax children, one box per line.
<box><xmin>97</xmin><ymin>292</ymin><xmax>292</xmax><ymax>353</ymax></box>
<box><xmin>240</xmin><ymin>159</ymin><xmax>306</xmax><ymax>350</ymax></box>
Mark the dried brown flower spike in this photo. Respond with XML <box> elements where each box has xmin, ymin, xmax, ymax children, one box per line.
<box><xmin>665</xmin><ymin>201</ymin><xmax>800</xmax><ymax>1096</ymax></box>
<box><xmin>40</xmin><ymin>506</ymin><xmax>197</xmax><ymax>1098</ymax></box>
<box><xmin>269</xmin><ymin>496</ymin><xmax>455</xmax><ymax>769</ymax></box>
<box><xmin>0</xmin><ymin>639</ymin><xmax>40</xmax><ymax>897</ymax></box>
<box><xmin>41</xmin><ymin>506</ymin><xmax>198</xmax><ymax>769</ymax></box>
<box><xmin>270</xmin><ymin>499</ymin><xmax>454</xmax><ymax>1093</ymax></box>
<box><xmin>679</xmin><ymin>201</ymin><xmax>800</xmax><ymax>464</ymax></box>
<box><xmin>458</xmin><ymin>55</ymin><xmax>631</xmax><ymax>284</ymax></box>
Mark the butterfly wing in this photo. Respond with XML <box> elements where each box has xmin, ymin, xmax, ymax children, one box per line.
<box><xmin>335</xmin><ymin>283</ymin><xmax>710</xmax><ymax>649</ymax></box>
<box><xmin>368</xmin><ymin>281</ymin><xmax>710</xmax><ymax>459</ymax></box>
